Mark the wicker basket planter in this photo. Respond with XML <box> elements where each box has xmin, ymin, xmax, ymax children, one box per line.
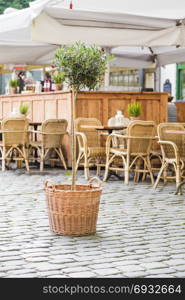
<box><xmin>44</xmin><ymin>177</ymin><xmax>102</xmax><ymax>236</ymax></box>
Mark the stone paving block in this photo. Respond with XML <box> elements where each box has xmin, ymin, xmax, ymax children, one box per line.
<box><xmin>175</xmin><ymin>272</ymin><xmax>185</xmax><ymax>278</ymax></box>
<box><xmin>171</xmin><ymin>254</ymin><xmax>185</xmax><ymax>259</ymax></box>
<box><xmin>140</xmin><ymin>262</ymin><xmax>168</xmax><ymax>270</ymax></box>
<box><xmin>146</xmin><ymin>274</ymin><xmax>175</xmax><ymax>278</ymax></box>
<box><xmin>117</xmin><ymin>265</ymin><xmax>145</xmax><ymax>272</ymax></box>
<box><xmin>93</xmin><ymin>268</ymin><xmax>120</xmax><ymax>276</ymax></box>
<box><xmin>146</xmin><ymin>268</ymin><xmax>176</xmax><ymax>275</ymax></box>
<box><xmin>25</xmin><ymin>257</ymin><xmax>49</xmax><ymax>263</ymax></box>
<box><xmin>140</xmin><ymin>257</ymin><xmax>169</xmax><ymax>263</ymax></box>
<box><xmin>68</xmin><ymin>271</ymin><xmax>96</xmax><ymax>278</ymax></box>
<box><xmin>34</xmin><ymin>263</ymin><xmax>63</xmax><ymax>272</ymax></box>
<box><xmin>62</xmin><ymin>267</ymin><xmax>91</xmax><ymax>273</ymax></box>
<box><xmin>122</xmin><ymin>271</ymin><xmax>147</xmax><ymax>278</ymax></box>
<box><xmin>171</xmin><ymin>265</ymin><xmax>185</xmax><ymax>271</ymax></box>
<box><xmin>113</xmin><ymin>260</ymin><xmax>140</xmax><ymax>267</ymax></box>
<box><xmin>165</xmin><ymin>259</ymin><xmax>185</xmax><ymax>266</ymax></box>
<box><xmin>6</xmin><ymin>269</ymin><xmax>36</xmax><ymax>276</ymax></box>
<box><xmin>1</xmin><ymin>169</ymin><xmax>185</xmax><ymax>278</ymax></box>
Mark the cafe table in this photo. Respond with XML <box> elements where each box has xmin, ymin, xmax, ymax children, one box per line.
<box><xmin>80</xmin><ymin>125</ymin><xmax>127</xmax><ymax>134</ymax></box>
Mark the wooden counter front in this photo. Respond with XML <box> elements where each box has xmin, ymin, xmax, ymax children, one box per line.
<box><xmin>175</xmin><ymin>101</ymin><xmax>185</xmax><ymax>122</ymax></box>
<box><xmin>0</xmin><ymin>90</ymin><xmax>168</xmax><ymax>166</ymax></box>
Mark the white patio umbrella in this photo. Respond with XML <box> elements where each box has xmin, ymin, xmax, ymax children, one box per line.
<box><xmin>1</xmin><ymin>0</ymin><xmax>185</xmax><ymax>66</ymax></box>
<box><xmin>0</xmin><ymin>4</ymin><xmax>57</xmax><ymax>65</ymax></box>
<box><xmin>31</xmin><ymin>1</ymin><xmax>185</xmax><ymax>47</ymax></box>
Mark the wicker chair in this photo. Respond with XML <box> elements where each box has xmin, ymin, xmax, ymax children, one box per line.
<box><xmin>29</xmin><ymin>119</ymin><xmax>68</xmax><ymax>171</ymax></box>
<box><xmin>154</xmin><ymin>123</ymin><xmax>185</xmax><ymax>189</ymax></box>
<box><xmin>0</xmin><ymin>117</ymin><xmax>29</xmax><ymax>171</ymax></box>
<box><xmin>103</xmin><ymin>120</ymin><xmax>156</xmax><ymax>184</ymax></box>
<box><xmin>75</xmin><ymin>117</ymin><xmax>106</xmax><ymax>179</ymax></box>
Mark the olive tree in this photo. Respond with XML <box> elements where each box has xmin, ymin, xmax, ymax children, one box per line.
<box><xmin>53</xmin><ymin>42</ymin><xmax>110</xmax><ymax>189</ymax></box>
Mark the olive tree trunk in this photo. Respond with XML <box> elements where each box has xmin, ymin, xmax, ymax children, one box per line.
<box><xmin>71</xmin><ymin>87</ymin><xmax>77</xmax><ymax>190</ymax></box>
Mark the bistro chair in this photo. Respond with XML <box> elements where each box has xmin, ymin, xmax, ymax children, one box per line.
<box><xmin>75</xmin><ymin>117</ymin><xmax>106</xmax><ymax>179</ymax></box>
<box><xmin>29</xmin><ymin>119</ymin><xmax>68</xmax><ymax>171</ymax></box>
<box><xmin>154</xmin><ymin>123</ymin><xmax>185</xmax><ymax>189</ymax></box>
<box><xmin>0</xmin><ymin>117</ymin><xmax>29</xmax><ymax>171</ymax></box>
<box><xmin>146</xmin><ymin>124</ymin><xmax>163</xmax><ymax>178</ymax></box>
<box><xmin>103</xmin><ymin>120</ymin><xmax>156</xmax><ymax>184</ymax></box>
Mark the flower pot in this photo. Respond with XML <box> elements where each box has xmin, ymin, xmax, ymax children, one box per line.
<box><xmin>55</xmin><ymin>83</ymin><xmax>62</xmax><ymax>91</ymax></box>
<box><xmin>130</xmin><ymin>116</ymin><xmax>140</xmax><ymax>120</ymax></box>
<box><xmin>10</xmin><ymin>87</ymin><xmax>17</xmax><ymax>94</ymax></box>
<box><xmin>44</xmin><ymin>177</ymin><xmax>102</xmax><ymax>236</ymax></box>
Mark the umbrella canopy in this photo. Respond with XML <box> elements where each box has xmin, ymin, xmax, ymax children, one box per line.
<box><xmin>0</xmin><ymin>3</ymin><xmax>56</xmax><ymax>64</ymax></box>
<box><xmin>31</xmin><ymin>2</ymin><xmax>185</xmax><ymax>47</ymax></box>
<box><xmin>0</xmin><ymin>0</ymin><xmax>185</xmax><ymax>66</ymax></box>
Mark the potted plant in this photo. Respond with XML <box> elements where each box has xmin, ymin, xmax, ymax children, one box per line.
<box><xmin>9</xmin><ymin>79</ymin><xmax>19</xmax><ymax>94</ymax></box>
<box><xmin>44</xmin><ymin>42</ymin><xmax>110</xmax><ymax>236</ymax></box>
<box><xmin>52</xmin><ymin>71</ymin><xmax>65</xmax><ymax>91</ymax></box>
<box><xmin>20</xmin><ymin>104</ymin><xmax>29</xmax><ymax>117</ymax></box>
<box><xmin>127</xmin><ymin>102</ymin><xmax>142</xmax><ymax>120</ymax></box>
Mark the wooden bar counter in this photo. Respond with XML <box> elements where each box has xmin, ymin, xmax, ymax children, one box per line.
<box><xmin>0</xmin><ymin>90</ymin><xmax>168</xmax><ymax>166</ymax></box>
<box><xmin>175</xmin><ymin>101</ymin><xmax>185</xmax><ymax>122</ymax></box>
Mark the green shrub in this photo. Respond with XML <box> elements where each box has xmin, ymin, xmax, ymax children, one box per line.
<box><xmin>20</xmin><ymin>104</ymin><xmax>29</xmax><ymax>115</ymax></box>
<box><xmin>52</xmin><ymin>72</ymin><xmax>66</xmax><ymax>84</ymax></box>
<box><xmin>9</xmin><ymin>79</ymin><xmax>19</xmax><ymax>88</ymax></box>
<box><xmin>53</xmin><ymin>42</ymin><xmax>111</xmax><ymax>91</ymax></box>
<box><xmin>127</xmin><ymin>102</ymin><xmax>142</xmax><ymax>117</ymax></box>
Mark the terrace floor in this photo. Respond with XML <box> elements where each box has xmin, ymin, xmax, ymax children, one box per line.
<box><xmin>0</xmin><ymin>168</ymin><xmax>185</xmax><ymax>278</ymax></box>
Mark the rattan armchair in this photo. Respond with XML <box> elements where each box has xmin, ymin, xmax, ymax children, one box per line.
<box><xmin>0</xmin><ymin>117</ymin><xmax>29</xmax><ymax>171</ymax></box>
<box><xmin>103</xmin><ymin>120</ymin><xmax>156</xmax><ymax>184</ymax></box>
<box><xmin>29</xmin><ymin>119</ymin><xmax>68</xmax><ymax>171</ymax></box>
<box><xmin>75</xmin><ymin>118</ymin><xmax>106</xmax><ymax>179</ymax></box>
<box><xmin>154</xmin><ymin>123</ymin><xmax>185</xmax><ymax>189</ymax></box>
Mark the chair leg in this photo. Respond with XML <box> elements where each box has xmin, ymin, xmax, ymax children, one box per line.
<box><xmin>145</xmin><ymin>156</ymin><xmax>154</xmax><ymax>185</ymax></box>
<box><xmin>40</xmin><ymin>148</ymin><xmax>44</xmax><ymax>171</ymax></box>
<box><xmin>96</xmin><ymin>164</ymin><xmax>101</xmax><ymax>176</ymax></box>
<box><xmin>2</xmin><ymin>153</ymin><xmax>5</xmax><ymax>172</ymax></box>
<box><xmin>58</xmin><ymin>148</ymin><xmax>67</xmax><ymax>170</ymax></box>
<box><xmin>124</xmin><ymin>155</ymin><xmax>130</xmax><ymax>184</ymax></box>
<box><xmin>153</xmin><ymin>161</ymin><xmax>167</xmax><ymax>189</ymax></box>
<box><xmin>103</xmin><ymin>163</ymin><xmax>109</xmax><ymax>182</ymax></box>
<box><xmin>1</xmin><ymin>147</ymin><xmax>6</xmax><ymax>171</ymax></box>
<box><xmin>84</xmin><ymin>153</ymin><xmax>90</xmax><ymax>180</ymax></box>
<box><xmin>23</xmin><ymin>147</ymin><xmax>29</xmax><ymax>172</ymax></box>
<box><xmin>176</xmin><ymin>163</ymin><xmax>181</xmax><ymax>188</ymax></box>
<box><xmin>103</xmin><ymin>152</ymin><xmax>112</xmax><ymax>182</ymax></box>
<box><xmin>84</xmin><ymin>165</ymin><xmax>90</xmax><ymax>180</ymax></box>
<box><xmin>75</xmin><ymin>151</ymin><xmax>83</xmax><ymax>172</ymax></box>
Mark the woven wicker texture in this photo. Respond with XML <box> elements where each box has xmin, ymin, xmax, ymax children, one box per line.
<box><xmin>0</xmin><ymin>117</ymin><xmax>29</xmax><ymax>171</ymax></box>
<box><xmin>29</xmin><ymin>119</ymin><xmax>68</xmax><ymax>171</ymax></box>
<box><xmin>45</xmin><ymin>179</ymin><xmax>102</xmax><ymax>236</ymax></box>
<box><xmin>1</xmin><ymin>117</ymin><xmax>29</xmax><ymax>146</ymax></box>
<box><xmin>154</xmin><ymin>122</ymin><xmax>185</xmax><ymax>189</ymax></box>
<box><xmin>158</xmin><ymin>123</ymin><xmax>185</xmax><ymax>159</ymax></box>
<box><xmin>104</xmin><ymin>120</ymin><xmax>156</xmax><ymax>184</ymax></box>
<box><xmin>75</xmin><ymin>118</ymin><xmax>106</xmax><ymax>179</ymax></box>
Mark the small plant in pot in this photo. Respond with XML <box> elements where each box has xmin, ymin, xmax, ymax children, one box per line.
<box><xmin>20</xmin><ymin>104</ymin><xmax>29</xmax><ymax>117</ymax></box>
<box><xmin>127</xmin><ymin>102</ymin><xmax>142</xmax><ymax>120</ymax></box>
<box><xmin>44</xmin><ymin>42</ymin><xmax>110</xmax><ymax>236</ymax></box>
<box><xmin>52</xmin><ymin>71</ymin><xmax>65</xmax><ymax>91</ymax></box>
<box><xmin>9</xmin><ymin>79</ymin><xmax>19</xmax><ymax>94</ymax></box>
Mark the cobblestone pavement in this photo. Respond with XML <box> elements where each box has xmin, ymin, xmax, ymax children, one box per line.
<box><xmin>0</xmin><ymin>168</ymin><xmax>185</xmax><ymax>278</ymax></box>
